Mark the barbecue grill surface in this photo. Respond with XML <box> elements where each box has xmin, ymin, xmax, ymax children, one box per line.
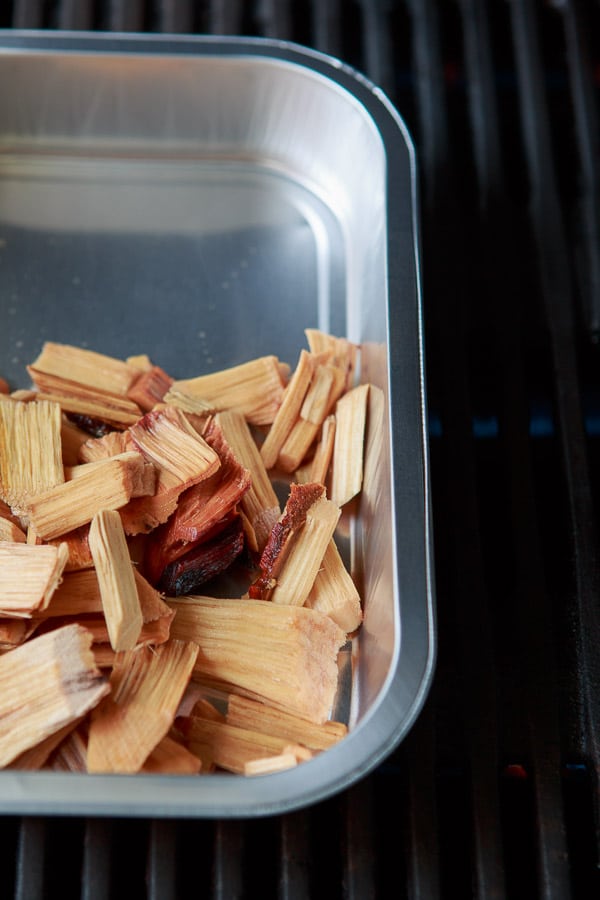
<box><xmin>1</xmin><ymin>1</ymin><xmax>599</xmax><ymax>897</ymax></box>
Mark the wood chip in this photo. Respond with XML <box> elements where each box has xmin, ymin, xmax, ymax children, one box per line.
<box><xmin>216</xmin><ymin>409</ymin><xmax>280</xmax><ymax>552</ymax></box>
<box><xmin>0</xmin><ymin>399</ymin><xmax>64</xmax><ymax>508</ymax></box>
<box><xmin>25</xmin><ymin>373</ymin><xmax>142</xmax><ymax>428</ymax></box>
<box><xmin>30</xmin><ymin>342</ymin><xmax>141</xmax><ymax>396</ymax></box>
<box><xmin>22</xmin><ymin>451</ymin><xmax>154</xmax><ymax>540</ymax></box>
<box><xmin>248</xmin><ymin>482</ymin><xmax>325</xmax><ymax>600</ymax></box>
<box><xmin>168</xmin><ymin>595</ymin><xmax>346</xmax><ymax>723</ymax></box>
<box><xmin>309</xmin><ymin>413</ymin><xmax>336</xmax><ymax>485</ymax></box>
<box><xmin>87</xmin><ymin>639</ymin><xmax>199</xmax><ymax>773</ymax></box>
<box><xmin>170</xmin><ymin>356</ymin><xmax>288</xmax><ymax>426</ymax></box>
<box><xmin>141</xmin><ymin>734</ymin><xmax>202</xmax><ymax>774</ymax></box>
<box><xmin>259</xmin><ymin>349</ymin><xmax>315</xmax><ymax>469</ymax></box>
<box><xmin>330</xmin><ymin>383</ymin><xmax>370</xmax><ymax>507</ymax></box>
<box><xmin>48</xmin><ymin>722</ymin><xmax>88</xmax><ymax>772</ymax></box>
<box><xmin>305</xmin><ymin>539</ymin><xmax>363</xmax><ymax>633</ymax></box>
<box><xmin>0</xmin><ymin>541</ymin><xmax>69</xmax><ymax>617</ymax></box>
<box><xmin>88</xmin><ymin>509</ymin><xmax>143</xmax><ymax>652</ymax></box>
<box><xmin>226</xmin><ymin>694</ymin><xmax>347</xmax><ymax>751</ymax></box>
<box><xmin>243</xmin><ymin>753</ymin><xmax>299</xmax><ymax>775</ymax></box>
<box><xmin>120</xmin><ymin>406</ymin><xmax>221</xmax><ymax>534</ymax></box>
<box><xmin>127</xmin><ymin>365</ymin><xmax>174</xmax><ymax>412</ymax></box>
<box><xmin>0</xmin><ymin>623</ymin><xmax>109</xmax><ymax>767</ymax></box>
<box><xmin>177</xmin><ymin>715</ymin><xmax>303</xmax><ymax>775</ymax></box>
<box><xmin>269</xmin><ymin>496</ymin><xmax>340</xmax><ymax>608</ymax></box>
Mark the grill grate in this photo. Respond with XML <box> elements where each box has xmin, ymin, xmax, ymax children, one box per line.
<box><xmin>1</xmin><ymin>1</ymin><xmax>600</xmax><ymax>897</ymax></box>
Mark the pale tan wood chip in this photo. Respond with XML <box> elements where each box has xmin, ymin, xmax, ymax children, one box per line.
<box><xmin>309</xmin><ymin>414</ymin><xmax>336</xmax><ymax>485</ymax></box>
<box><xmin>0</xmin><ymin>399</ymin><xmax>64</xmax><ymax>508</ymax></box>
<box><xmin>88</xmin><ymin>509</ymin><xmax>143</xmax><ymax>652</ymax></box>
<box><xmin>126</xmin><ymin>354</ymin><xmax>153</xmax><ymax>371</ymax></box>
<box><xmin>160</xmin><ymin>389</ymin><xmax>217</xmax><ymax>416</ymax></box>
<box><xmin>168</xmin><ymin>596</ymin><xmax>346</xmax><ymax>724</ymax></box>
<box><xmin>170</xmin><ymin>356</ymin><xmax>287</xmax><ymax>427</ymax></box>
<box><xmin>189</xmin><ymin>697</ymin><xmax>227</xmax><ymax>723</ymax></box>
<box><xmin>0</xmin><ymin>541</ymin><xmax>69</xmax><ymax>617</ymax></box>
<box><xmin>216</xmin><ymin>409</ymin><xmax>280</xmax><ymax>551</ymax></box>
<box><xmin>42</xmin><ymin>567</ymin><xmax>173</xmax><ymax>630</ymax></box>
<box><xmin>87</xmin><ymin>639</ymin><xmax>199</xmax><ymax>773</ymax></box>
<box><xmin>305</xmin><ymin>539</ymin><xmax>363</xmax><ymax>634</ymax></box>
<box><xmin>130</xmin><ymin>406</ymin><xmax>221</xmax><ymax>486</ymax></box>
<box><xmin>300</xmin><ymin>363</ymin><xmax>337</xmax><ymax>425</ymax></box>
<box><xmin>65</xmin><ymin>454</ymin><xmax>156</xmax><ymax>498</ymax></box>
<box><xmin>22</xmin><ymin>452</ymin><xmax>154</xmax><ymax>541</ymax></box>
<box><xmin>77</xmin><ymin>430</ymin><xmax>132</xmax><ymax>463</ymax></box>
<box><xmin>269</xmin><ymin>497</ymin><xmax>340</xmax><ymax>608</ymax></box>
<box><xmin>8</xmin><ymin>718</ymin><xmax>84</xmax><ymax>770</ymax></box>
<box><xmin>329</xmin><ymin>383</ymin><xmax>370</xmax><ymax>507</ymax></box>
<box><xmin>304</xmin><ymin>329</ymin><xmax>359</xmax><ymax>392</ymax></box>
<box><xmin>277</xmin><ymin>417</ymin><xmax>320</xmax><ymax>473</ymax></box>
<box><xmin>178</xmin><ymin>716</ymin><xmax>304</xmax><ymax>775</ymax></box>
<box><xmin>48</xmin><ymin>722</ymin><xmax>88</xmax><ymax>772</ymax></box>
<box><xmin>226</xmin><ymin>694</ymin><xmax>347</xmax><ymax>752</ymax></box>
<box><xmin>0</xmin><ymin>623</ymin><xmax>109</xmax><ymax>768</ymax></box>
<box><xmin>141</xmin><ymin>734</ymin><xmax>202</xmax><ymax>775</ymax></box>
<box><xmin>30</xmin><ymin>342</ymin><xmax>141</xmax><ymax>396</ymax></box>
<box><xmin>25</xmin><ymin>364</ymin><xmax>143</xmax><ymax>427</ymax></box>
<box><xmin>243</xmin><ymin>753</ymin><xmax>299</xmax><ymax>775</ymax></box>
<box><xmin>259</xmin><ymin>349</ymin><xmax>315</xmax><ymax>469</ymax></box>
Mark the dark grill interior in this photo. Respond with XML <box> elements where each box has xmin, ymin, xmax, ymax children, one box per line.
<box><xmin>1</xmin><ymin>1</ymin><xmax>599</xmax><ymax>897</ymax></box>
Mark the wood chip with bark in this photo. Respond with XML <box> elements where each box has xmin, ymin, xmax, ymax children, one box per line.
<box><xmin>269</xmin><ymin>496</ymin><xmax>340</xmax><ymax>608</ymax></box>
<box><xmin>215</xmin><ymin>409</ymin><xmax>281</xmax><ymax>552</ymax></box>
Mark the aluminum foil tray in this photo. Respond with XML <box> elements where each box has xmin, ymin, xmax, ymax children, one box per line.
<box><xmin>0</xmin><ymin>30</ymin><xmax>435</xmax><ymax>818</ymax></box>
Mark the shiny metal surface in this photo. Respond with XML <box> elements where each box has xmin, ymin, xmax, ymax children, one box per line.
<box><xmin>0</xmin><ymin>31</ymin><xmax>435</xmax><ymax>817</ymax></box>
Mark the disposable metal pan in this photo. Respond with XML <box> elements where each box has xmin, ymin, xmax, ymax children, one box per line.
<box><xmin>0</xmin><ymin>30</ymin><xmax>436</xmax><ymax>818</ymax></box>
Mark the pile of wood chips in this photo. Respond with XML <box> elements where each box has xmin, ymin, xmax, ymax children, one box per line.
<box><xmin>0</xmin><ymin>329</ymin><xmax>376</xmax><ymax>776</ymax></box>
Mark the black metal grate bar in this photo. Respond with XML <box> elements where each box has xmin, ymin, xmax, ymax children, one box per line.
<box><xmin>561</xmin><ymin>0</ymin><xmax>600</xmax><ymax>340</ymax></box>
<box><xmin>208</xmin><ymin>0</ymin><xmax>244</xmax><ymax>35</ymax></box>
<box><xmin>405</xmin><ymin>0</ymin><xmax>506</xmax><ymax>896</ymax></box>
<box><xmin>106</xmin><ymin>0</ymin><xmax>145</xmax><ymax>31</ymax></box>
<box><xmin>12</xmin><ymin>0</ymin><xmax>43</xmax><ymax>28</ymax></box>
<box><xmin>55</xmin><ymin>0</ymin><xmax>95</xmax><ymax>30</ymax></box>
<box><xmin>310</xmin><ymin>0</ymin><xmax>342</xmax><ymax>58</ymax></box>
<box><xmin>81</xmin><ymin>819</ymin><xmax>113</xmax><ymax>900</ymax></box>
<box><xmin>255</xmin><ymin>0</ymin><xmax>293</xmax><ymax>41</ymax></box>
<box><xmin>15</xmin><ymin>818</ymin><xmax>46</xmax><ymax>900</ymax></box>
<box><xmin>510</xmin><ymin>0</ymin><xmax>600</xmax><ymax>867</ymax></box>
<box><xmin>156</xmin><ymin>1</ymin><xmax>194</xmax><ymax>34</ymax></box>
<box><xmin>278</xmin><ymin>809</ymin><xmax>311</xmax><ymax>900</ymax></box>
